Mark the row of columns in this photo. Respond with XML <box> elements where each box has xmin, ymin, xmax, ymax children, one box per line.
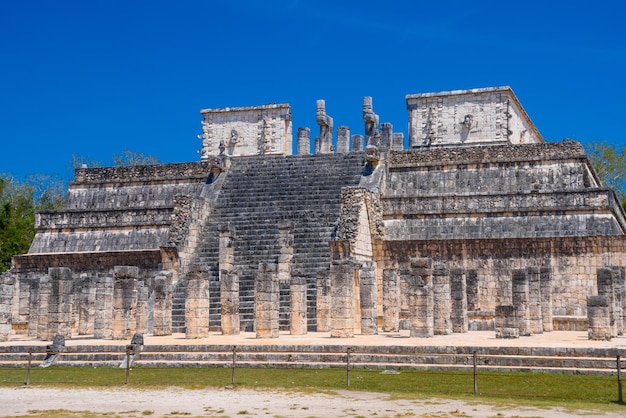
<box><xmin>317</xmin><ymin>257</ymin><xmax>474</xmax><ymax>339</ymax></box>
<box><xmin>495</xmin><ymin>267</ymin><xmax>554</xmax><ymax>338</ymax></box>
<box><xmin>587</xmin><ymin>266</ymin><xmax>626</xmax><ymax>340</ymax></box>
<box><xmin>297</xmin><ymin>126</ymin><xmax>405</xmax><ymax>155</ymax></box>
<box><xmin>10</xmin><ymin>266</ymin><xmax>174</xmax><ymax>341</ymax></box>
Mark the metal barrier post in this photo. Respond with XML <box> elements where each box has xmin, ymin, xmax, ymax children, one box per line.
<box><xmin>25</xmin><ymin>348</ymin><xmax>32</xmax><ymax>386</ymax></box>
<box><xmin>346</xmin><ymin>347</ymin><xmax>351</xmax><ymax>388</ymax></box>
<box><xmin>231</xmin><ymin>346</ymin><xmax>237</xmax><ymax>385</ymax></box>
<box><xmin>473</xmin><ymin>351</ymin><xmax>477</xmax><ymax>394</ymax></box>
<box><xmin>125</xmin><ymin>347</ymin><xmax>131</xmax><ymax>385</ymax></box>
<box><xmin>618</xmin><ymin>355</ymin><xmax>623</xmax><ymax>403</ymax></box>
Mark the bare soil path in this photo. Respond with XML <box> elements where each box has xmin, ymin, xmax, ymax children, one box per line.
<box><xmin>1</xmin><ymin>386</ymin><xmax>623</xmax><ymax>417</ymax></box>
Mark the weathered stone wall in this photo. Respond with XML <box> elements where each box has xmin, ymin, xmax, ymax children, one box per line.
<box><xmin>378</xmin><ymin>236</ymin><xmax>626</xmax><ymax>317</ymax></box>
<box><xmin>383</xmin><ymin>141</ymin><xmax>625</xmax><ymax>240</ymax></box>
<box><xmin>406</xmin><ymin>86</ymin><xmax>541</xmax><ymax>148</ymax></box>
<box><xmin>30</xmin><ymin>163</ymin><xmax>208</xmax><ymax>254</ymax></box>
<box><xmin>199</xmin><ymin>103</ymin><xmax>292</xmax><ymax>158</ymax></box>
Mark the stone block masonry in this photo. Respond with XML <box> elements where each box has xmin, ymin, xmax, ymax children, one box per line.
<box><xmin>220</xmin><ymin>271</ymin><xmax>240</xmax><ymax>335</ymax></box>
<box><xmin>289</xmin><ymin>275</ymin><xmax>307</xmax><ymax>335</ymax></box>
<box><xmin>46</xmin><ymin>267</ymin><xmax>74</xmax><ymax>340</ymax></box>
<box><xmin>432</xmin><ymin>264</ymin><xmax>451</xmax><ymax>335</ymax></box>
<box><xmin>540</xmin><ymin>267</ymin><xmax>554</xmax><ymax>332</ymax></box>
<box><xmin>330</xmin><ymin>258</ymin><xmax>359</xmax><ymax>338</ymax></box>
<box><xmin>527</xmin><ymin>267</ymin><xmax>543</xmax><ymax>334</ymax></box>
<box><xmin>359</xmin><ymin>262</ymin><xmax>377</xmax><ymax>335</ymax></box>
<box><xmin>587</xmin><ymin>295</ymin><xmax>611</xmax><ymax>340</ymax></box>
<box><xmin>512</xmin><ymin>269</ymin><xmax>531</xmax><ymax>337</ymax></box>
<box><xmin>382</xmin><ymin>269</ymin><xmax>399</xmax><ymax>332</ymax></box>
<box><xmin>0</xmin><ymin>273</ymin><xmax>15</xmax><ymax>342</ymax></box>
<box><xmin>153</xmin><ymin>271</ymin><xmax>173</xmax><ymax>336</ymax></box>
<box><xmin>316</xmin><ymin>270</ymin><xmax>331</xmax><ymax>332</ymax></box>
<box><xmin>407</xmin><ymin>258</ymin><xmax>434</xmax><ymax>338</ymax></box>
<box><xmin>185</xmin><ymin>264</ymin><xmax>210</xmax><ymax>338</ymax></box>
<box><xmin>495</xmin><ymin>305</ymin><xmax>519</xmax><ymax>338</ymax></box>
<box><xmin>94</xmin><ymin>275</ymin><xmax>114</xmax><ymax>339</ymax></box>
<box><xmin>254</xmin><ymin>262</ymin><xmax>280</xmax><ymax>338</ymax></box>
<box><xmin>112</xmin><ymin>266</ymin><xmax>139</xmax><ymax>340</ymax></box>
<box><xmin>450</xmin><ymin>268</ymin><xmax>468</xmax><ymax>333</ymax></box>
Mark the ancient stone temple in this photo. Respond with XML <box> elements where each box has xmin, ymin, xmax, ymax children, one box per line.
<box><xmin>1</xmin><ymin>86</ymin><xmax>625</xmax><ymax>342</ymax></box>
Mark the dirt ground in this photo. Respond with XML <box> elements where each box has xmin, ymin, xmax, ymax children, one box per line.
<box><xmin>1</xmin><ymin>386</ymin><xmax>624</xmax><ymax>418</ymax></box>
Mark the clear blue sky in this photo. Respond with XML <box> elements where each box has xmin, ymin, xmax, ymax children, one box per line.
<box><xmin>1</xmin><ymin>0</ymin><xmax>625</xmax><ymax>182</ymax></box>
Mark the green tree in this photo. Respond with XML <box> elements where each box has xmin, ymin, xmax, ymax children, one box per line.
<box><xmin>0</xmin><ymin>175</ymin><xmax>36</xmax><ymax>272</ymax></box>
<box><xmin>586</xmin><ymin>142</ymin><xmax>626</xmax><ymax>211</ymax></box>
<box><xmin>0</xmin><ymin>174</ymin><xmax>67</xmax><ymax>272</ymax></box>
<box><xmin>112</xmin><ymin>149</ymin><xmax>160</xmax><ymax>166</ymax></box>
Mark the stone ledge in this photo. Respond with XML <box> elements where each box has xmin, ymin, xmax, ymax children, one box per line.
<box><xmin>389</xmin><ymin>140</ymin><xmax>586</xmax><ymax>167</ymax></box>
<box><xmin>36</xmin><ymin>208</ymin><xmax>174</xmax><ymax>230</ymax></box>
<box><xmin>73</xmin><ymin>162</ymin><xmax>212</xmax><ymax>184</ymax></box>
<box><xmin>12</xmin><ymin>249</ymin><xmax>171</xmax><ymax>272</ymax></box>
<box><xmin>382</xmin><ymin>189</ymin><xmax>617</xmax><ymax>216</ymax></box>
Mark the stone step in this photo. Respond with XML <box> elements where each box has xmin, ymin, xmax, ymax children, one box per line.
<box><xmin>0</xmin><ymin>345</ymin><xmax>619</xmax><ymax>375</ymax></box>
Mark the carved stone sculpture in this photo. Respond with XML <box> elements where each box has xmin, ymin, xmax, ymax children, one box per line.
<box><xmin>362</xmin><ymin>96</ymin><xmax>379</xmax><ymax>146</ymax></box>
<box><xmin>316</xmin><ymin>100</ymin><xmax>333</xmax><ymax>153</ymax></box>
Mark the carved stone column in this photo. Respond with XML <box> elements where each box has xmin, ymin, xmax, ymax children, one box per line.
<box><xmin>527</xmin><ymin>266</ymin><xmax>543</xmax><ymax>334</ymax></box>
<box><xmin>512</xmin><ymin>269</ymin><xmax>530</xmax><ymax>336</ymax></box>
<box><xmin>408</xmin><ymin>258</ymin><xmax>433</xmax><ymax>338</ymax></box>
<box><xmin>495</xmin><ymin>305</ymin><xmax>519</xmax><ymax>338</ymax></box>
<box><xmin>610</xmin><ymin>266</ymin><xmax>624</xmax><ymax>335</ymax></box>
<box><xmin>185</xmin><ymin>263</ymin><xmax>210</xmax><ymax>338</ymax></box>
<box><xmin>290</xmin><ymin>275</ymin><xmax>307</xmax><ymax>335</ymax></box>
<box><xmin>112</xmin><ymin>266</ymin><xmax>139</xmax><ymax>340</ymax></box>
<box><xmin>336</xmin><ymin>126</ymin><xmax>350</xmax><ymax>153</ymax></box>
<box><xmin>359</xmin><ymin>262</ymin><xmax>377</xmax><ymax>335</ymax></box>
<box><xmin>380</xmin><ymin>123</ymin><xmax>392</xmax><ymax>152</ymax></box>
<box><xmin>392</xmin><ymin>132</ymin><xmax>405</xmax><ymax>151</ymax></box>
<box><xmin>0</xmin><ymin>273</ymin><xmax>15</xmax><ymax>342</ymax></box>
<box><xmin>351</xmin><ymin>134</ymin><xmax>364</xmax><ymax>152</ymax></box>
<box><xmin>218</xmin><ymin>224</ymin><xmax>240</xmax><ymax>335</ymax></box>
<box><xmin>382</xmin><ymin>269</ymin><xmax>399</xmax><ymax>332</ymax></box>
<box><xmin>153</xmin><ymin>271</ymin><xmax>173</xmax><ymax>336</ymax></box>
<box><xmin>277</xmin><ymin>221</ymin><xmax>294</xmax><ymax>283</ymax></box>
<box><xmin>330</xmin><ymin>258</ymin><xmax>358</xmax><ymax>338</ymax></box>
<box><xmin>466</xmin><ymin>270</ymin><xmax>479</xmax><ymax>312</ymax></box>
<box><xmin>217</xmin><ymin>270</ymin><xmax>238</xmax><ymax>335</ymax></box>
<box><xmin>254</xmin><ymin>262</ymin><xmax>279</xmax><ymax>338</ymax></box>
<box><xmin>47</xmin><ymin>267</ymin><xmax>74</xmax><ymax>340</ymax></box>
<box><xmin>540</xmin><ymin>267</ymin><xmax>553</xmax><ymax>332</ymax></box>
<box><xmin>27</xmin><ymin>278</ymin><xmax>41</xmax><ymax>337</ymax></box>
<box><xmin>597</xmin><ymin>267</ymin><xmax>617</xmax><ymax>337</ymax></box>
<box><xmin>77</xmin><ymin>275</ymin><xmax>95</xmax><ymax>336</ymax></box>
<box><xmin>93</xmin><ymin>274</ymin><xmax>114</xmax><ymax>339</ymax></box>
<box><xmin>316</xmin><ymin>99</ymin><xmax>333</xmax><ymax>153</ymax></box>
<box><xmin>433</xmin><ymin>263</ymin><xmax>451</xmax><ymax>335</ymax></box>
<box><xmin>316</xmin><ymin>270</ymin><xmax>331</xmax><ymax>332</ymax></box>
<box><xmin>297</xmin><ymin>127</ymin><xmax>311</xmax><ymax>155</ymax></box>
<box><xmin>450</xmin><ymin>268</ymin><xmax>468</xmax><ymax>333</ymax></box>
<box><xmin>587</xmin><ymin>295</ymin><xmax>611</xmax><ymax>340</ymax></box>
<box><xmin>136</xmin><ymin>281</ymin><xmax>149</xmax><ymax>334</ymax></box>
<box><xmin>36</xmin><ymin>276</ymin><xmax>50</xmax><ymax>340</ymax></box>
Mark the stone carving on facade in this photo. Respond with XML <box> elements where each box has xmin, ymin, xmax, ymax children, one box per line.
<box><xmin>363</xmin><ymin>96</ymin><xmax>379</xmax><ymax>146</ymax></box>
<box><xmin>423</xmin><ymin>106</ymin><xmax>439</xmax><ymax>146</ymax></box>
<box><xmin>316</xmin><ymin>100</ymin><xmax>333</xmax><ymax>153</ymax></box>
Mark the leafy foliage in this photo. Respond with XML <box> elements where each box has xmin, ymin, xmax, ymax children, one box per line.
<box><xmin>586</xmin><ymin>142</ymin><xmax>626</xmax><ymax>211</ymax></box>
<box><xmin>0</xmin><ymin>150</ymin><xmax>159</xmax><ymax>272</ymax></box>
<box><xmin>112</xmin><ymin>149</ymin><xmax>160</xmax><ymax>166</ymax></box>
<box><xmin>0</xmin><ymin>175</ymin><xmax>36</xmax><ymax>272</ymax></box>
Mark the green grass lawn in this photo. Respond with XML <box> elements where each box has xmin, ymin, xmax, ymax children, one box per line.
<box><xmin>1</xmin><ymin>366</ymin><xmax>624</xmax><ymax>414</ymax></box>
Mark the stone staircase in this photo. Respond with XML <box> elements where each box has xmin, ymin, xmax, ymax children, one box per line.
<box><xmin>0</xmin><ymin>343</ymin><xmax>621</xmax><ymax>375</ymax></box>
<box><xmin>172</xmin><ymin>153</ymin><xmax>366</xmax><ymax>332</ymax></box>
